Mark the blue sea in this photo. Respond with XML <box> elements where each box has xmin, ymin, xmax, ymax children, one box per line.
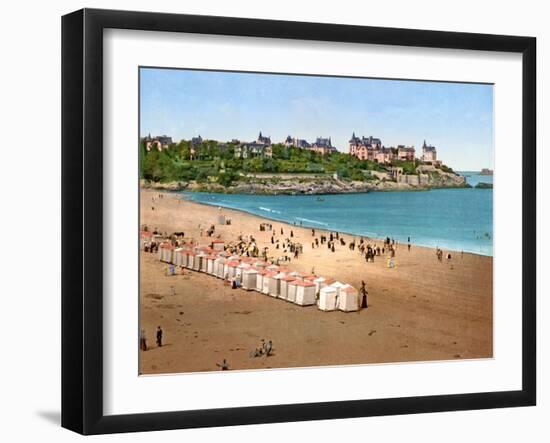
<box><xmin>183</xmin><ymin>172</ymin><xmax>493</xmax><ymax>256</ymax></box>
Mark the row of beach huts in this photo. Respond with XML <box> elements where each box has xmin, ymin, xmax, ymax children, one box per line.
<box><xmin>145</xmin><ymin>234</ymin><xmax>363</xmax><ymax>312</ymax></box>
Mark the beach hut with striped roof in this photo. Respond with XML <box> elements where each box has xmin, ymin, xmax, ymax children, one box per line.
<box><xmin>319</xmin><ymin>285</ymin><xmax>339</xmax><ymax>311</ymax></box>
<box><xmin>279</xmin><ymin>275</ymin><xmax>297</xmax><ymax>300</ymax></box>
<box><xmin>338</xmin><ymin>285</ymin><xmax>360</xmax><ymax>312</ymax></box>
<box><xmin>242</xmin><ymin>268</ymin><xmax>258</xmax><ymax>291</ymax></box>
<box><xmin>294</xmin><ymin>280</ymin><xmax>317</xmax><ymax>306</ymax></box>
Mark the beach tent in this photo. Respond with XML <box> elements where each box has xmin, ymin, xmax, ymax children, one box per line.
<box><xmin>319</xmin><ymin>286</ymin><xmax>339</xmax><ymax>311</ymax></box>
<box><xmin>294</xmin><ymin>280</ymin><xmax>317</xmax><ymax>306</ymax></box>
<box><xmin>287</xmin><ymin>280</ymin><xmax>299</xmax><ymax>303</ymax></box>
<box><xmin>262</xmin><ymin>271</ymin><xmax>276</xmax><ymax>294</ymax></box>
<box><xmin>211</xmin><ymin>239</ymin><xmax>225</xmax><ymax>251</ymax></box>
<box><xmin>206</xmin><ymin>255</ymin><xmax>217</xmax><ymax>275</ymax></box>
<box><xmin>338</xmin><ymin>285</ymin><xmax>360</xmax><ymax>312</ymax></box>
<box><xmin>279</xmin><ymin>276</ymin><xmax>297</xmax><ymax>300</ymax></box>
<box><xmin>215</xmin><ymin>257</ymin><xmax>226</xmax><ymax>278</ymax></box>
<box><xmin>242</xmin><ymin>268</ymin><xmax>258</xmax><ymax>291</ymax></box>
<box><xmin>268</xmin><ymin>272</ymin><xmax>286</xmax><ymax>298</ymax></box>
<box><xmin>255</xmin><ymin>270</ymin><xmax>268</xmax><ymax>292</ymax></box>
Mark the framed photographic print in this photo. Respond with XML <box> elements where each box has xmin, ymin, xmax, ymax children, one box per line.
<box><xmin>61</xmin><ymin>8</ymin><xmax>536</xmax><ymax>435</ymax></box>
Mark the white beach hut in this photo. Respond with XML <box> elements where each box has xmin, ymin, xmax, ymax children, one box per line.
<box><xmin>287</xmin><ymin>280</ymin><xmax>299</xmax><ymax>303</ymax></box>
<box><xmin>173</xmin><ymin>248</ymin><xmax>185</xmax><ymax>267</ymax></box>
<box><xmin>193</xmin><ymin>253</ymin><xmax>204</xmax><ymax>271</ymax></box>
<box><xmin>279</xmin><ymin>276</ymin><xmax>296</xmax><ymax>301</ymax></box>
<box><xmin>206</xmin><ymin>255</ymin><xmax>217</xmax><ymax>275</ymax></box>
<box><xmin>224</xmin><ymin>260</ymin><xmax>240</xmax><ymax>280</ymax></box>
<box><xmin>330</xmin><ymin>281</ymin><xmax>346</xmax><ymax>296</ymax></box>
<box><xmin>319</xmin><ymin>286</ymin><xmax>339</xmax><ymax>311</ymax></box>
<box><xmin>313</xmin><ymin>277</ymin><xmax>327</xmax><ymax>295</ymax></box>
<box><xmin>159</xmin><ymin>243</ymin><xmax>174</xmax><ymax>263</ymax></box>
<box><xmin>294</xmin><ymin>280</ymin><xmax>317</xmax><ymax>306</ymax></box>
<box><xmin>242</xmin><ymin>268</ymin><xmax>258</xmax><ymax>290</ymax></box>
<box><xmin>236</xmin><ymin>263</ymin><xmax>250</xmax><ymax>279</ymax></box>
<box><xmin>338</xmin><ymin>285</ymin><xmax>360</xmax><ymax>312</ymax></box>
<box><xmin>215</xmin><ymin>257</ymin><xmax>226</xmax><ymax>278</ymax></box>
<box><xmin>255</xmin><ymin>270</ymin><xmax>267</xmax><ymax>293</ymax></box>
<box><xmin>262</xmin><ymin>271</ymin><xmax>276</xmax><ymax>294</ymax></box>
<box><xmin>186</xmin><ymin>251</ymin><xmax>196</xmax><ymax>270</ymax></box>
<box><xmin>268</xmin><ymin>272</ymin><xmax>285</xmax><ymax>298</ymax></box>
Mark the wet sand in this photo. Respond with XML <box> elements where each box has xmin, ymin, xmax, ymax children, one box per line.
<box><xmin>139</xmin><ymin>189</ymin><xmax>493</xmax><ymax>374</ymax></box>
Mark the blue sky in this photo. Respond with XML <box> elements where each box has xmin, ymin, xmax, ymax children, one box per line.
<box><xmin>140</xmin><ymin>68</ymin><xmax>494</xmax><ymax>170</ymax></box>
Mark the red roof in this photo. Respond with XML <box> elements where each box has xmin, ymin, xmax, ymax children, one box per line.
<box><xmin>282</xmin><ymin>276</ymin><xmax>297</xmax><ymax>282</ymax></box>
<box><xmin>293</xmin><ymin>280</ymin><xmax>316</xmax><ymax>287</ymax></box>
<box><xmin>212</xmin><ymin>239</ymin><xmax>225</xmax><ymax>243</ymax></box>
<box><xmin>140</xmin><ymin>231</ymin><xmax>153</xmax><ymax>238</ymax></box>
<box><xmin>225</xmin><ymin>260</ymin><xmax>240</xmax><ymax>266</ymax></box>
<box><xmin>341</xmin><ymin>286</ymin><xmax>357</xmax><ymax>293</ymax></box>
<box><xmin>264</xmin><ymin>271</ymin><xmax>278</xmax><ymax>277</ymax></box>
<box><xmin>160</xmin><ymin>243</ymin><xmax>175</xmax><ymax>250</ymax></box>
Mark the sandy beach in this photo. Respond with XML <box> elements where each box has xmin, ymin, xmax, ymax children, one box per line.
<box><xmin>139</xmin><ymin>188</ymin><xmax>493</xmax><ymax>375</ymax></box>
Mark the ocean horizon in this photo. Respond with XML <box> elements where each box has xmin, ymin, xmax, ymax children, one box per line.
<box><xmin>182</xmin><ymin>171</ymin><xmax>493</xmax><ymax>256</ymax></box>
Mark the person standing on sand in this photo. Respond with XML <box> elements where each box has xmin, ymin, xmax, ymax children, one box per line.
<box><xmin>360</xmin><ymin>281</ymin><xmax>368</xmax><ymax>309</ymax></box>
<box><xmin>156</xmin><ymin>326</ymin><xmax>163</xmax><ymax>347</ymax></box>
<box><xmin>140</xmin><ymin>329</ymin><xmax>147</xmax><ymax>351</ymax></box>
<box><xmin>217</xmin><ymin>359</ymin><xmax>229</xmax><ymax>370</ymax></box>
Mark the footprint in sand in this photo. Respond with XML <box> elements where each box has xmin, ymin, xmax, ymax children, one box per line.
<box><xmin>368</xmin><ymin>330</ymin><xmax>376</xmax><ymax>336</ymax></box>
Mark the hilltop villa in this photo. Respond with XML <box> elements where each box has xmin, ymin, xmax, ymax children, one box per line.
<box><xmin>234</xmin><ymin>131</ymin><xmax>273</xmax><ymax>159</ymax></box>
<box><xmin>142</xmin><ymin>134</ymin><xmax>173</xmax><ymax>151</ymax></box>
<box><xmin>284</xmin><ymin>135</ymin><xmax>337</xmax><ymax>155</ymax></box>
<box><xmin>349</xmin><ymin>132</ymin><xmax>441</xmax><ymax>165</ymax></box>
<box><xmin>421</xmin><ymin>140</ymin><xmax>441</xmax><ymax>165</ymax></box>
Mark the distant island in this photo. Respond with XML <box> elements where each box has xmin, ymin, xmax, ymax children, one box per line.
<box><xmin>140</xmin><ymin>132</ymin><xmax>469</xmax><ymax>194</ymax></box>
<box><xmin>480</xmin><ymin>168</ymin><xmax>494</xmax><ymax>176</ymax></box>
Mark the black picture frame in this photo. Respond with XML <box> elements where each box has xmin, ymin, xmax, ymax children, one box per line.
<box><xmin>61</xmin><ymin>8</ymin><xmax>536</xmax><ymax>435</ymax></box>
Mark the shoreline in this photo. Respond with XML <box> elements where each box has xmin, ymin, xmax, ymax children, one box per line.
<box><xmin>176</xmin><ymin>190</ymin><xmax>493</xmax><ymax>258</ymax></box>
